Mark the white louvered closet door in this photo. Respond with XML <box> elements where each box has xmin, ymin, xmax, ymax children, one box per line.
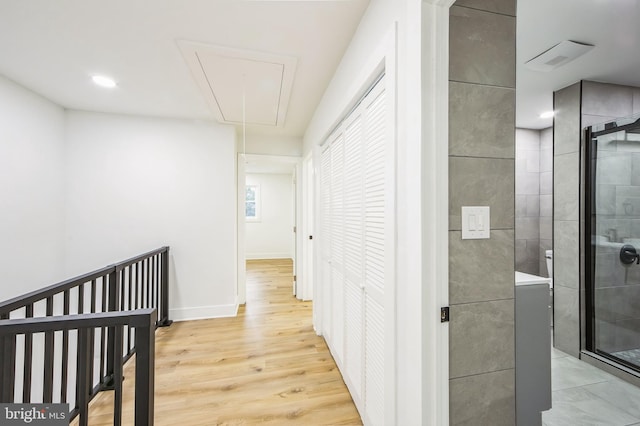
<box><xmin>330</xmin><ymin>133</ymin><xmax>345</xmax><ymax>363</ymax></box>
<box><xmin>317</xmin><ymin>75</ymin><xmax>389</xmax><ymax>426</ymax></box>
<box><xmin>342</xmin><ymin>111</ymin><xmax>364</xmax><ymax>403</ymax></box>
<box><xmin>362</xmin><ymin>82</ymin><xmax>386</xmax><ymax>426</ymax></box>
<box><xmin>320</xmin><ymin>141</ymin><xmax>333</xmax><ymax>343</ymax></box>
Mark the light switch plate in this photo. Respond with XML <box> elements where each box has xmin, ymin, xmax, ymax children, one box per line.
<box><xmin>462</xmin><ymin>206</ymin><xmax>490</xmax><ymax>239</ymax></box>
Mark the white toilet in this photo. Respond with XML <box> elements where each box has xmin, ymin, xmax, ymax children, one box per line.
<box><xmin>545</xmin><ymin>250</ymin><xmax>553</xmax><ymax>326</ymax></box>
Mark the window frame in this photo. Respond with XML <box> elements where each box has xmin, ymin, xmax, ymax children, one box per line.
<box><xmin>245</xmin><ymin>184</ymin><xmax>261</xmax><ymax>222</ymax></box>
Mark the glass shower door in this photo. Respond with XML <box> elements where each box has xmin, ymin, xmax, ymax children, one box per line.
<box><xmin>587</xmin><ymin>116</ymin><xmax>640</xmax><ymax>371</ymax></box>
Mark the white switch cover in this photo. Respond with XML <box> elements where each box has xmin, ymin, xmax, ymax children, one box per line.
<box><xmin>462</xmin><ymin>206</ymin><xmax>490</xmax><ymax>239</ymax></box>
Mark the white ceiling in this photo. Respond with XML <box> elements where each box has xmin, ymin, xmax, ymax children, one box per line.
<box><xmin>0</xmin><ymin>0</ymin><xmax>369</xmax><ymax>138</ymax></box>
<box><xmin>517</xmin><ymin>0</ymin><xmax>640</xmax><ymax>129</ymax></box>
<box><xmin>1</xmin><ymin>1</ymin><xmax>639</xmax><ymax>137</ymax></box>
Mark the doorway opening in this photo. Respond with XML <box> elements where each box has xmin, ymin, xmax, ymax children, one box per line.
<box><xmin>237</xmin><ymin>154</ymin><xmax>301</xmax><ymax>305</ymax></box>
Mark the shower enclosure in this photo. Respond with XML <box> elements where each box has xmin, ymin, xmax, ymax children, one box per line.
<box><xmin>585</xmin><ymin>114</ymin><xmax>640</xmax><ymax>372</ymax></box>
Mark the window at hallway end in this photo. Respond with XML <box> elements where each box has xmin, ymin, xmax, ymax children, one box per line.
<box><xmin>246</xmin><ymin>184</ymin><xmax>261</xmax><ymax>222</ymax></box>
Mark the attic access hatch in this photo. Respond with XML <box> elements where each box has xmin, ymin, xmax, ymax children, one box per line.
<box><xmin>179</xmin><ymin>42</ymin><xmax>297</xmax><ymax>127</ymax></box>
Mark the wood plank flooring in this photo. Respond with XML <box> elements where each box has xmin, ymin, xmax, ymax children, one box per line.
<box><xmin>80</xmin><ymin>258</ymin><xmax>362</xmax><ymax>425</ymax></box>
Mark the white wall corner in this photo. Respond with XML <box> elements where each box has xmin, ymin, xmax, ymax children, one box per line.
<box><xmin>420</xmin><ymin>1</ymin><xmax>451</xmax><ymax>425</ymax></box>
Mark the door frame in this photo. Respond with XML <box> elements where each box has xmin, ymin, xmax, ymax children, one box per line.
<box><xmin>236</xmin><ymin>154</ymin><xmax>302</xmax><ymax>305</ymax></box>
<box><xmin>301</xmin><ymin>152</ymin><xmax>314</xmax><ymax>302</ymax></box>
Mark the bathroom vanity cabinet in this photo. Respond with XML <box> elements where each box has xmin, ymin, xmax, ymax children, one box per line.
<box><xmin>515</xmin><ymin>272</ymin><xmax>552</xmax><ymax>426</ymax></box>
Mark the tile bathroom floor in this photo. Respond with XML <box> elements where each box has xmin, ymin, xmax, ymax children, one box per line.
<box><xmin>542</xmin><ymin>345</ymin><xmax>640</xmax><ymax>426</ymax></box>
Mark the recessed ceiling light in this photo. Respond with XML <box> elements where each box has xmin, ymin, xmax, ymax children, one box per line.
<box><xmin>91</xmin><ymin>75</ymin><xmax>117</xmax><ymax>88</ymax></box>
<box><xmin>540</xmin><ymin>111</ymin><xmax>555</xmax><ymax>119</ymax></box>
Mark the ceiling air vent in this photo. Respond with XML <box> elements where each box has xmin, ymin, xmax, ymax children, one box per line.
<box><xmin>524</xmin><ymin>40</ymin><xmax>594</xmax><ymax>72</ymax></box>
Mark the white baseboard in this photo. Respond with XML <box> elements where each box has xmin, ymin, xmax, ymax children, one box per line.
<box><xmin>245</xmin><ymin>253</ymin><xmax>293</xmax><ymax>260</ymax></box>
<box><xmin>169</xmin><ymin>303</ymin><xmax>238</xmax><ymax>322</ymax></box>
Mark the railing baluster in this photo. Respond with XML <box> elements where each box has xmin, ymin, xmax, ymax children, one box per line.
<box><xmin>154</xmin><ymin>255</ymin><xmax>159</xmax><ymax>323</ymax></box>
<box><xmin>152</xmin><ymin>255</ymin><xmax>157</xmax><ymax>310</ymax></box>
<box><xmin>90</xmin><ymin>280</ymin><xmax>96</xmax><ymax>314</ymax></box>
<box><xmin>105</xmin><ymin>268</ymin><xmax>121</xmax><ymax>389</ymax></box>
<box><xmin>119</xmin><ymin>269</ymin><xmax>126</xmax><ymax>357</ymax></box>
<box><xmin>61</xmin><ymin>291</ymin><xmax>70</xmax><ymax>403</ymax></box>
<box><xmin>76</xmin><ymin>327</ymin><xmax>91</xmax><ymax>426</ymax></box>
<box><xmin>23</xmin><ymin>304</ymin><xmax>33</xmax><ymax>402</ymax></box>
<box><xmin>1</xmin><ymin>332</ymin><xmax>16</xmax><ymax>403</ymax></box>
<box><xmin>136</xmin><ymin>262</ymin><xmax>141</xmax><ymax>310</ymax></box>
<box><xmin>99</xmin><ymin>277</ymin><xmax>107</xmax><ymax>384</ymax></box>
<box><xmin>113</xmin><ymin>326</ymin><xmax>124</xmax><ymax>426</ymax></box>
<box><xmin>120</xmin><ymin>269</ymin><xmax>125</xmax><ymax>312</ymax></box>
<box><xmin>78</xmin><ymin>283</ymin><xmax>85</xmax><ymax>314</ymax></box>
<box><xmin>0</xmin><ymin>313</ymin><xmax>7</xmax><ymax>402</ymax></box>
<box><xmin>128</xmin><ymin>266</ymin><xmax>133</xmax><ymax>353</ymax></box>
<box><xmin>146</xmin><ymin>258</ymin><xmax>150</xmax><ymax>309</ymax></box>
<box><xmin>43</xmin><ymin>296</ymin><xmax>54</xmax><ymax>402</ymax></box>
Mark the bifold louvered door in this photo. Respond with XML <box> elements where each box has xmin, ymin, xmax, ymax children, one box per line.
<box><xmin>318</xmin><ymin>76</ymin><xmax>389</xmax><ymax>426</ymax></box>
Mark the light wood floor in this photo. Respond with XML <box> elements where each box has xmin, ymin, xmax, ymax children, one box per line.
<box><xmin>80</xmin><ymin>258</ymin><xmax>362</xmax><ymax>425</ymax></box>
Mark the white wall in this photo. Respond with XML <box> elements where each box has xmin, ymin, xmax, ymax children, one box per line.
<box><xmin>64</xmin><ymin>111</ymin><xmax>237</xmax><ymax>321</ymax></box>
<box><xmin>241</xmin><ymin>131</ymin><xmax>302</xmax><ymax>157</ymax></box>
<box><xmin>0</xmin><ymin>75</ymin><xmax>67</xmax><ymax>300</ymax></box>
<box><xmin>245</xmin><ymin>173</ymin><xmax>294</xmax><ymax>259</ymax></box>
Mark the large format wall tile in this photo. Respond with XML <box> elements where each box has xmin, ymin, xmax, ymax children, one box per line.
<box><xmin>583</xmin><ymin>81</ymin><xmax>634</xmax><ymax>118</ymax></box>
<box><xmin>541</xmin><ymin>127</ymin><xmax>553</xmax><ymax>149</ymax></box>
<box><xmin>449</xmin><ymin>157</ymin><xmax>514</xmax><ymax>230</ymax></box>
<box><xmin>540</xmin><ymin>194</ymin><xmax>552</xmax><ymax>218</ymax></box>
<box><xmin>540</xmin><ymin>147</ymin><xmax>553</xmax><ymax>174</ymax></box>
<box><xmin>554</xmin><ymin>286</ymin><xmax>581</xmax><ymax>357</ymax></box>
<box><xmin>449</xmin><ymin>6</ymin><xmax>515</xmax><ymax>88</ymax></box>
<box><xmin>596</xmin><ymin>285</ymin><xmax>640</xmax><ymax>323</ymax></box>
<box><xmin>450</xmin><ymin>369</ymin><xmax>515</xmax><ymax>426</ymax></box>
<box><xmin>516</xmin><ymin>239</ymin><xmax>540</xmax><ymax>275</ymax></box>
<box><xmin>554</xmin><ymin>220</ymin><xmax>580</xmax><ymax>289</ymax></box>
<box><xmin>516</xmin><ymin>217</ymin><xmax>539</xmax><ymax>240</ymax></box>
<box><xmin>554</xmin><ymin>83</ymin><xmax>581</xmax><ymax>156</ymax></box>
<box><xmin>452</xmin><ymin>0</ymin><xmax>516</xmax><ymax>16</ymax></box>
<box><xmin>540</xmin><ymin>194</ymin><xmax>552</xmax><ymax>217</ymax></box>
<box><xmin>516</xmin><ymin>171</ymin><xmax>539</xmax><ymax>195</ymax></box>
<box><xmin>525</xmin><ymin>195</ymin><xmax>540</xmax><ymax>216</ymax></box>
<box><xmin>540</xmin><ymin>171</ymin><xmax>553</xmax><ymax>195</ymax></box>
<box><xmin>449</xmin><ymin>82</ymin><xmax>515</xmax><ymax>158</ymax></box>
<box><xmin>540</xmin><ymin>217</ymin><xmax>552</xmax><ymax>241</ymax></box>
<box><xmin>450</xmin><ymin>299</ymin><xmax>515</xmax><ymax>378</ymax></box>
<box><xmin>596</xmin><ymin>184</ymin><xmax>616</xmax><ymax>215</ymax></box>
<box><xmin>554</xmin><ymin>152</ymin><xmax>579</xmax><ymax>221</ymax></box>
<box><xmin>634</xmin><ymin>88</ymin><xmax>640</xmax><ymax>114</ymax></box>
<box><xmin>450</xmin><ymin>230</ymin><xmax>514</xmax><ymax>304</ymax></box>
<box><xmin>596</xmin><ymin>155</ymin><xmax>632</xmax><ymax>186</ymax></box>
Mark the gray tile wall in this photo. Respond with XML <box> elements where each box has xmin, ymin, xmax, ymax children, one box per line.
<box><xmin>449</xmin><ymin>1</ymin><xmax>516</xmax><ymax>423</ymax></box>
<box><xmin>540</xmin><ymin>128</ymin><xmax>553</xmax><ymax>275</ymax></box>
<box><xmin>553</xmin><ymin>82</ymin><xmax>582</xmax><ymax>357</ymax></box>
<box><xmin>554</xmin><ymin>80</ymin><xmax>640</xmax><ymax>360</ymax></box>
<box><xmin>515</xmin><ymin>127</ymin><xmax>553</xmax><ymax>277</ymax></box>
<box><xmin>516</xmin><ymin>128</ymin><xmax>541</xmax><ymax>275</ymax></box>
